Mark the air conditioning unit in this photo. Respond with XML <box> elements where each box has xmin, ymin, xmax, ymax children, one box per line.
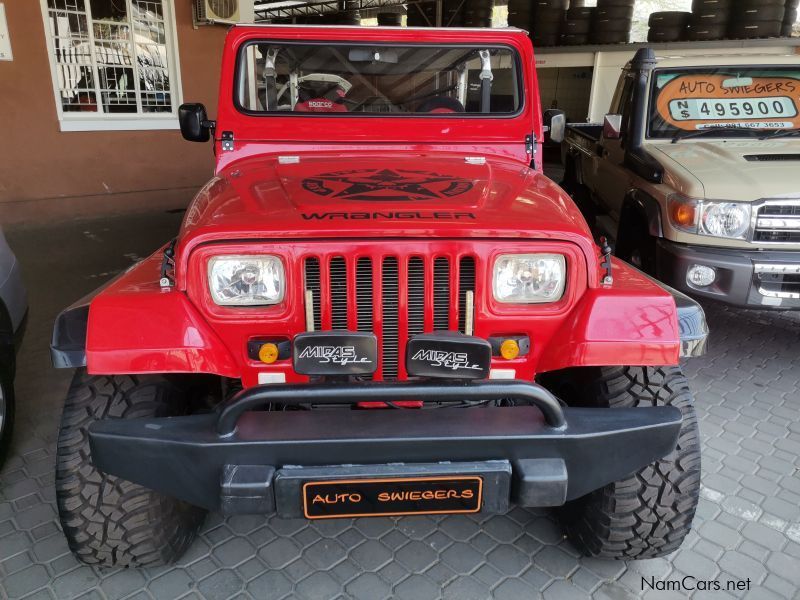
<box><xmin>194</xmin><ymin>0</ymin><xmax>254</xmax><ymax>25</ymax></box>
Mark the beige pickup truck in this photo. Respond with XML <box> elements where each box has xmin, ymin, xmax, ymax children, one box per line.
<box><xmin>557</xmin><ymin>48</ymin><xmax>800</xmax><ymax>309</ymax></box>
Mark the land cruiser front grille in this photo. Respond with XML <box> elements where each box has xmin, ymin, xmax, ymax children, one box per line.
<box><xmin>304</xmin><ymin>254</ymin><xmax>477</xmax><ymax>380</ymax></box>
<box><xmin>754</xmin><ymin>204</ymin><xmax>800</xmax><ymax>244</ymax></box>
<box><xmin>744</xmin><ymin>154</ymin><xmax>800</xmax><ymax>162</ymax></box>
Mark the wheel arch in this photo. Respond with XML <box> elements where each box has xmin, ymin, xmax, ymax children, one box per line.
<box><xmin>619</xmin><ymin>188</ymin><xmax>663</xmax><ymax>239</ymax></box>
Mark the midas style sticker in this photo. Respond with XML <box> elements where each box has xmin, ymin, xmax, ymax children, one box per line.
<box><xmin>655</xmin><ymin>74</ymin><xmax>800</xmax><ymax>131</ymax></box>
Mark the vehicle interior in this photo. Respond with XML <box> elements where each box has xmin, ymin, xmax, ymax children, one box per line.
<box><xmin>237</xmin><ymin>43</ymin><xmax>520</xmax><ymax>115</ymax></box>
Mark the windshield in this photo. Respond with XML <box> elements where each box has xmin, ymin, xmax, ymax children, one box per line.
<box><xmin>237</xmin><ymin>43</ymin><xmax>521</xmax><ymax>115</ymax></box>
<box><xmin>648</xmin><ymin>66</ymin><xmax>800</xmax><ymax>139</ymax></box>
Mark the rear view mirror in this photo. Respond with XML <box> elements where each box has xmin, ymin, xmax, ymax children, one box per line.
<box><xmin>722</xmin><ymin>76</ymin><xmax>753</xmax><ymax>88</ymax></box>
<box><xmin>348</xmin><ymin>48</ymin><xmax>398</xmax><ymax>63</ymax></box>
<box><xmin>603</xmin><ymin>114</ymin><xmax>623</xmax><ymax>139</ymax></box>
<box><xmin>545</xmin><ymin>109</ymin><xmax>566</xmax><ymax>144</ymax></box>
<box><xmin>179</xmin><ymin>103</ymin><xmax>211</xmax><ymax>142</ymax></box>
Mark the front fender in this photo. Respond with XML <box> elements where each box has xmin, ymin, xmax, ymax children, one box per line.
<box><xmin>537</xmin><ymin>257</ymin><xmax>683</xmax><ymax>372</ymax></box>
<box><xmin>51</xmin><ymin>249</ymin><xmax>239</xmax><ymax>377</ymax></box>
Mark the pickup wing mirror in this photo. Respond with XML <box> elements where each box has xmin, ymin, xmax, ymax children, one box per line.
<box><xmin>179</xmin><ymin>103</ymin><xmax>212</xmax><ymax>142</ymax></box>
<box><xmin>544</xmin><ymin>109</ymin><xmax>566</xmax><ymax>144</ymax></box>
<box><xmin>603</xmin><ymin>114</ymin><xmax>623</xmax><ymax>140</ymax></box>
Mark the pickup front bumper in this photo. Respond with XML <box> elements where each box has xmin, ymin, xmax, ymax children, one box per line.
<box><xmin>88</xmin><ymin>380</ymin><xmax>682</xmax><ymax>516</ymax></box>
<box><xmin>657</xmin><ymin>240</ymin><xmax>800</xmax><ymax>309</ymax></box>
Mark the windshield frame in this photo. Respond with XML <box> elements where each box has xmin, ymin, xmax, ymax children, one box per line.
<box><xmin>646</xmin><ymin>65</ymin><xmax>800</xmax><ymax>140</ymax></box>
<box><xmin>232</xmin><ymin>39</ymin><xmax>525</xmax><ymax>119</ymax></box>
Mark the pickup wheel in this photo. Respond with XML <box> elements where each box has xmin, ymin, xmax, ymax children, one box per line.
<box><xmin>55</xmin><ymin>370</ymin><xmax>206</xmax><ymax>567</ymax></box>
<box><xmin>557</xmin><ymin>366</ymin><xmax>701</xmax><ymax>559</ymax></box>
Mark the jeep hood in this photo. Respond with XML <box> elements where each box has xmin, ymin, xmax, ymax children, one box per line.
<box><xmin>177</xmin><ymin>153</ymin><xmax>592</xmax><ymax>254</ymax></box>
<box><xmin>650</xmin><ymin>140</ymin><xmax>800</xmax><ymax>201</ymax></box>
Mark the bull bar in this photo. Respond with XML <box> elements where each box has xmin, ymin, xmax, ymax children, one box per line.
<box><xmin>88</xmin><ymin>380</ymin><xmax>682</xmax><ymax>515</ymax></box>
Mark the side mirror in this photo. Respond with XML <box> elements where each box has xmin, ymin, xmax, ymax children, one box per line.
<box><xmin>545</xmin><ymin>109</ymin><xmax>566</xmax><ymax>144</ymax></box>
<box><xmin>603</xmin><ymin>114</ymin><xmax>623</xmax><ymax>140</ymax></box>
<box><xmin>179</xmin><ymin>103</ymin><xmax>211</xmax><ymax>142</ymax></box>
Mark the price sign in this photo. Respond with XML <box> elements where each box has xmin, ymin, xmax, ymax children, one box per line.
<box><xmin>655</xmin><ymin>74</ymin><xmax>800</xmax><ymax>131</ymax></box>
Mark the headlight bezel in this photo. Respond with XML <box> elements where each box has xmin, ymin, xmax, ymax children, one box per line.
<box><xmin>667</xmin><ymin>194</ymin><xmax>752</xmax><ymax>241</ymax></box>
<box><xmin>207</xmin><ymin>254</ymin><xmax>286</xmax><ymax>307</ymax></box>
<box><xmin>492</xmin><ymin>253</ymin><xmax>567</xmax><ymax>305</ymax></box>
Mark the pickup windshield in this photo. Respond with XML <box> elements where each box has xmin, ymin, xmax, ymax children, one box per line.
<box><xmin>237</xmin><ymin>43</ymin><xmax>520</xmax><ymax>115</ymax></box>
<box><xmin>648</xmin><ymin>67</ymin><xmax>800</xmax><ymax>139</ymax></box>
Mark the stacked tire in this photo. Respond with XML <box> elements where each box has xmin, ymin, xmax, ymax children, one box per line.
<box><xmin>562</xmin><ymin>6</ymin><xmax>593</xmax><ymax>46</ymax></box>
<box><xmin>406</xmin><ymin>1</ymin><xmax>437</xmax><ymax>26</ymax></box>
<box><xmin>590</xmin><ymin>0</ymin><xmax>634</xmax><ymax>45</ymax></box>
<box><xmin>648</xmin><ymin>11</ymin><xmax>691</xmax><ymax>42</ymax></box>
<box><xmin>687</xmin><ymin>0</ymin><xmax>730</xmax><ymax>41</ymax></box>
<box><xmin>442</xmin><ymin>0</ymin><xmax>464</xmax><ymax>27</ymax></box>
<box><xmin>462</xmin><ymin>0</ymin><xmax>493</xmax><ymax>27</ymax></box>
<box><xmin>729</xmin><ymin>0</ymin><xmax>786</xmax><ymax>39</ymax></box>
<box><xmin>377</xmin><ymin>11</ymin><xmax>402</xmax><ymax>26</ymax></box>
<box><xmin>783</xmin><ymin>0</ymin><xmax>798</xmax><ymax>36</ymax></box>
<box><xmin>524</xmin><ymin>1</ymin><xmax>568</xmax><ymax>47</ymax></box>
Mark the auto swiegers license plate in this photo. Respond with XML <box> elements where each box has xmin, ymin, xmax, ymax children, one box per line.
<box><xmin>302</xmin><ymin>476</ymin><xmax>483</xmax><ymax>519</ymax></box>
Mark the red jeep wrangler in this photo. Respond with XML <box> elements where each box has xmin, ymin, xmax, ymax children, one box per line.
<box><xmin>51</xmin><ymin>25</ymin><xmax>708</xmax><ymax>568</ymax></box>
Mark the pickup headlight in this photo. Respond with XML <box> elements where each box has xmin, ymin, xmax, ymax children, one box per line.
<box><xmin>493</xmin><ymin>254</ymin><xmax>566</xmax><ymax>304</ymax></box>
<box><xmin>208</xmin><ymin>255</ymin><xmax>285</xmax><ymax>306</ymax></box>
<box><xmin>668</xmin><ymin>195</ymin><xmax>751</xmax><ymax>240</ymax></box>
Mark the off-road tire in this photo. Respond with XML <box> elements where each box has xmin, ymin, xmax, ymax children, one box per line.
<box><xmin>55</xmin><ymin>371</ymin><xmax>207</xmax><ymax>567</ymax></box>
<box><xmin>558</xmin><ymin>366</ymin><xmax>701</xmax><ymax>559</ymax></box>
<box><xmin>0</xmin><ymin>363</ymin><xmax>14</xmax><ymax>467</ymax></box>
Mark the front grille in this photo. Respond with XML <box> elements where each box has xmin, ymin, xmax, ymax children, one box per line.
<box><xmin>756</xmin><ymin>270</ymin><xmax>800</xmax><ymax>299</ymax></box>
<box><xmin>744</xmin><ymin>154</ymin><xmax>800</xmax><ymax>162</ymax></box>
<box><xmin>754</xmin><ymin>204</ymin><xmax>800</xmax><ymax>244</ymax></box>
<box><xmin>303</xmin><ymin>253</ymin><xmax>477</xmax><ymax>379</ymax></box>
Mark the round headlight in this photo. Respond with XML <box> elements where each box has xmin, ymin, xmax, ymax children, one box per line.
<box><xmin>700</xmin><ymin>203</ymin><xmax>750</xmax><ymax>239</ymax></box>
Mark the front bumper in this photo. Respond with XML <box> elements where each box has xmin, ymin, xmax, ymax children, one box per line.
<box><xmin>657</xmin><ymin>240</ymin><xmax>800</xmax><ymax>309</ymax></box>
<box><xmin>88</xmin><ymin>380</ymin><xmax>682</xmax><ymax>516</ymax></box>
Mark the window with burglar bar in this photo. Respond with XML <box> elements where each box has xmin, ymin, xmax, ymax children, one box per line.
<box><xmin>41</xmin><ymin>0</ymin><xmax>181</xmax><ymax>130</ymax></box>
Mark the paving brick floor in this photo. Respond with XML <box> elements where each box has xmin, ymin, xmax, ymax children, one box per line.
<box><xmin>1</xmin><ymin>209</ymin><xmax>799</xmax><ymax>600</ymax></box>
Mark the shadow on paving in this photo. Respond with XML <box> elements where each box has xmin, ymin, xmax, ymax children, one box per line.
<box><xmin>1</xmin><ymin>209</ymin><xmax>799</xmax><ymax>600</ymax></box>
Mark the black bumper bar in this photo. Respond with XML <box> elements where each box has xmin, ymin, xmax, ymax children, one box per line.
<box><xmin>218</xmin><ymin>379</ymin><xmax>567</xmax><ymax>434</ymax></box>
<box><xmin>88</xmin><ymin>381</ymin><xmax>682</xmax><ymax>515</ymax></box>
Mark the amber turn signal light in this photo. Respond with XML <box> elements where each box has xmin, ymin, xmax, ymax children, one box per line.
<box><xmin>671</xmin><ymin>202</ymin><xmax>696</xmax><ymax>227</ymax></box>
<box><xmin>258</xmin><ymin>342</ymin><xmax>280</xmax><ymax>364</ymax></box>
<box><xmin>499</xmin><ymin>339</ymin><xmax>520</xmax><ymax>360</ymax></box>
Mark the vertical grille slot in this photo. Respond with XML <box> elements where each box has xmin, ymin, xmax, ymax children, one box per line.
<box><xmin>304</xmin><ymin>257</ymin><xmax>321</xmax><ymax>331</ymax></box>
<box><xmin>329</xmin><ymin>257</ymin><xmax>348</xmax><ymax>330</ymax></box>
<box><xmin>433</xmin><ymin>257</ymin><xmax>450</xmax><ymax>331</ymax></box>
<box><xmin>381</xmin><ymin>257</ymin><xmax>400</xmax><ymax>379</ymax></box>
<box><xmin>458</xmin><ymin>256</ymin><xmax>476</xmax><ymax>334</ymax></box>
<box><xmin>356</xmin><ymin>258</ymin><xmax>373</xmax><ymax>333</ymax></box>
<box><xmin>408</xmin><ymin>257</ymin><xmax>425</xmax><ymax>339</ymax></box>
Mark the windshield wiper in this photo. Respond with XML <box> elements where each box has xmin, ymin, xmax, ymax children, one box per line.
<box><xmin>671</xmin><ymin>127</ymin><xmax>759</xmax><ymax>143</ymax></box>
<box><xmin>758</xmin><ymin>129</ymin><xmax>800</xmax><ymax>140</ymax></box>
